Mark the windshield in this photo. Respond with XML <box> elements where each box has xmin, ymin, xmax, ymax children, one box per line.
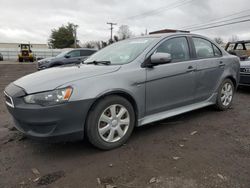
<box><xmin>84</xmin><ymin>38</ymin><xmax>156</xmax><ymax>65</ymax></box>
<box><xmin>56</xmin><ymin>51</ymin><xmax>69</xmax><ymax>58</ymax></box>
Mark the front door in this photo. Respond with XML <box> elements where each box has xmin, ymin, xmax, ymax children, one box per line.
<box><xmin>145</xmin><ymin>37</ymin><xmax>196</xmax><ymax>116</ymax></box>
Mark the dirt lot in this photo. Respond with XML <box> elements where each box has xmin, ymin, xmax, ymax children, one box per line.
<box><xmin>0</xmin><ymin>63</ymin><xmax>250</xmax><ymax>188</ymax></box>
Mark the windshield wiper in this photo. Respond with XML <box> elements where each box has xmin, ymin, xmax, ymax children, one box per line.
<box><xmin>85</xmin><ymin>60</ymin><xmax>111</xmax><ymax>65</ymax></box>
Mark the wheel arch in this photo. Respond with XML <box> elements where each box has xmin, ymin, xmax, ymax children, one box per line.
<box><xmin>84</xmin><ymin>90</ymin><xmax>139</xmax><ymax>134</ymax></box>
<box><xmin>225</xmin><ymin>75</ymin><xmax>237</xmax><ymax>88</ymax></box>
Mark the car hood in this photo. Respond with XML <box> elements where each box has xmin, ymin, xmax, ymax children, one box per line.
<box><xmin>38</xmin><ymin>57</ymin><xmax>55</xmax><ymax>63</ymax></box>
<box><xmin>240</xmin><ymin>59</ymin><xmax>250</xmax><ymax>67</ymax></box>
<box><xmin>14</xmin><ymin>65</ymin><xmax>121</xmax><ymax>94</ymax></box>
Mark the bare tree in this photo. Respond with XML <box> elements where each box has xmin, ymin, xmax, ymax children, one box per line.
<box><xmin>117</xmin><ymin>25</ymin><xmax>132</xmax><ymax>40</ymax></box>
<box><xmin>229</xmin><ymin>35</ymin><xmax>239</xmax><ymax>42</ymax></box>
<box><xmin>82</xmin><ymin>41</ymin><xmax>102</xmax><ymax>49</ymax></box>
<box><xmin>214</xmin><ymin>37</ymin><xmax>224</xmax><ymax>45</ymax></box>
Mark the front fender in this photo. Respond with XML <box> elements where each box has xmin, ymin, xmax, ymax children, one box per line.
<box><xmin>63</xmin><ymin>67</ymin><xmax>146</xmax><ymax>120</ymax></box>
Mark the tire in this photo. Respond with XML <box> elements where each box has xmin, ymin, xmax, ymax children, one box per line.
<box><xmin>18</xmin><ymin>58</ymin><xmax>23</xmax><ymax>62</ymax></box>
<box><xmin>215</xmin><ymin>79</ymin><xmax>235</xmax><ymax>111</ymax></box>
<box><xmin>86</xmin><ymin>95</ymin><xmax>135</xmax><ymax>150</ymax></box>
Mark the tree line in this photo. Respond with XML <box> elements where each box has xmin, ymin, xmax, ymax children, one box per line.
<box><xmin>48</xmin><ymin>23</ymin><xmax>133</xmax><ymax>49</ymax></box>
<box><xmin>48</xmin><ymin>22</ymin><xmax>241</xmax><ymax>49</ymax></box>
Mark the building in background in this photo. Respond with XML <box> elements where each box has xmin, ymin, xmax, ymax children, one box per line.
<box><xmin>0</xmin><ymin>43</ymin><xmax>48</xmax><ymax>49</ymax></box>
<box><xmin>0</xmin><ymin>43</ymin><xmax>67</xmax><ymax>60</ymax></box>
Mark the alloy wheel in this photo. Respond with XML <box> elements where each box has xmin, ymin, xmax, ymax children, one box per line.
<box><xmin>221</xmin><ymin>82</ymin><xmax>233</xmax><ymax>106</ymax></box>
<box><xmin>98</xmin><ymin>104</ymin><xmax>130</xmax><ymax>143</ymax></box>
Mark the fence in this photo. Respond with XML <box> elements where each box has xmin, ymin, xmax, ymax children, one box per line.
<box><xmin>0</xmin><ymin>48</ymin><xmax>70</xmax><ymax>60</ymax></box>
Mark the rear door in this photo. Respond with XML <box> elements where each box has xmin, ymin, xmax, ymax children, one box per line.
<box><xmin>191</xmin><ymin>37</ymin><xmax>224</xmax><ymax>102</ymax></box>
<box><xmin>145</xmin><ymin>36</ymin><xmax>197</xmax><ymax>115</ymax></box>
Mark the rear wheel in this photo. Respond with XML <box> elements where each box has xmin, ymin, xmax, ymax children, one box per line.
<box><xmin>86</xmin><ymin>95</ymin><xmax>135</xmax><ymax>150</ymax></box>
<box><xmin>215</xmin><ymin>79</ymin><xmax>234</xmax><ymax>111</ymax></box>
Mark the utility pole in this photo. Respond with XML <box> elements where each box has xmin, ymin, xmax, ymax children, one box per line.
<box><xmin>107</xmin><ymin>22</ymin><xmax>117</xmax><ymax>43</ymax></box>
<box><xmin>73</xmin><ymin>24</ymin><xmax>78</xmax><ymax>48</ymax></box>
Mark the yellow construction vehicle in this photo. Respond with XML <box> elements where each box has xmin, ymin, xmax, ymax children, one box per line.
<box><xmin>18</xmin><ymin>44</ymin><xmax>35</xmax><ymax>62</ymax></box>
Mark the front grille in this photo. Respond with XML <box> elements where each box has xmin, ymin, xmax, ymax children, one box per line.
<box><xmin>4</xmin><ymin>92</ymin><xmax>14</xmax><ymax>108</ymax></box>
<box><xmin>240</xmin><ymin>67</ymin><xmax>250</xmax><ymax>74</ymax></box>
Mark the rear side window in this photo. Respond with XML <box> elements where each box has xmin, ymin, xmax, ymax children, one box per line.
<box><xmin>80</xmin><ymin>50</ymin><xmax>96</xmax><ymax>56</ymax></box>
<box><xmin>193</xmin><ymin>37</ymin><xmax>214</xmax><ymax>58</ymax></box>
<box><xmin>68</xmin><ymin>50</ymin><xmax>80</xmax><ymax>57</ymax></box>
<box><xmin>213</xmin><ymin>44</ymin><xmax>222</xmax><ymax>57</ymax></box>
<box><xmin>156</xmin><ymin>37</ymin><xmax>190</xmax><ymax>62</ymax></box>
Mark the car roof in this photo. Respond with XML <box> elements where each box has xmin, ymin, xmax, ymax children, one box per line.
<box><xmin>228</xmin><ymin>40</ymin><xmax>250</xmax><ymax>44</ymax></box>
<box><xmin>72</xmin><ymin>48</ymin><xmax>97</xmax><ymax>51</ymax></box>
<box><xmin>134</xmin><ymin>32</ymin><xmax>208</xmax><ymax>39</ymax></box>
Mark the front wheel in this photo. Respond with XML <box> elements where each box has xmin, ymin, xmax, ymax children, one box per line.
<box><xmin>215</xmin><ymin>79</ymin><xmax>235</xmax><ymax>111</ymax></box>
<box><xmin>86</xmin><ymin>96</ymin><xmax>135</xmax><ymax>150</ymax></box>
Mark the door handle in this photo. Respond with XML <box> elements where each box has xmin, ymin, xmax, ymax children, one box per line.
<box><xmin>186</xmin><ymin>66</ymin><xmax>196</xmax><ymax>72</ymax></box>
<box><xmin>219</xmin><ymin>61</ymin><xmax>225</xmax><ymax>67</ymax></box>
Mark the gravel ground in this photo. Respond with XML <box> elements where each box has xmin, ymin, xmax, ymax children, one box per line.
<box><xmin>0</xmin><ymin>64</ymin><xmax>249</xmax><ymax>188</ymax></box>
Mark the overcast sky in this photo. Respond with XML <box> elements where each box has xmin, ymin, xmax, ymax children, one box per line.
<box><xmin>0</xmin><ymin>0</ymin><xmax>250</xmax><ymax>44</ymax></box>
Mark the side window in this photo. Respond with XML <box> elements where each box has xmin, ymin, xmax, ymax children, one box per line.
<box><xmin>235</xmin><ymin>43</ymin><xmax>244</xmax><ymax>50</ymax></box>
<box><xmin>226</xmin><ymin>43</ymin><xmax>235</xmax><ymax>51</ymax></box>
<box><xmin>245</xmin><ymin>43</ymin><xmax>250</xmax><ymax>50</ymax></box>
<box><xmin>193</xmin><ymin>37</ymin><xmax>214</xmax><ymax>58</ymax></box>
<box><xmin>156</xmin><ymin>37</ymin><xmax>190</xmax><ymax>62</ymax></box>
<box><xmin>80</xmin><ymin>50</ymin><xmax>95</xmax><ymax>56</ymax></box>
<box><xmin>68</xmin><ymin>50</ymin><xmax>80</xmax><ymax>57</ymax></box>
<box><xmin>213</xmin><ymin>44</ymin><xmax>222</xmax><ymax>57</ymax></box>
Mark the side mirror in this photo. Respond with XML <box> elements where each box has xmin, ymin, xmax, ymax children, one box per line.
<box><xmin>65</xmin><ymin>54</ymin><xmax>70</xmax><ymax>58</ymax></box>
<box><xmin>150</xmin><ymin>52</ymin><xmax>172</xmax><ymax>65</ymax></box>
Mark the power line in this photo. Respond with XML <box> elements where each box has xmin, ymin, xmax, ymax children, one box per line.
<box><xmin>179</xmin><ymin>8</ymin><xmax>250</xmax><ymax>30</ymax></box>
<box><xmin>124</xmin><ymin>0</ymin><xmax>196</xmax><ymax>20</ymax></box>
<box><xmin>190</xmin><ymin>18</ymin><xmax>250</xmax><ymax>31</ymax></box>
<box><xmin>184</xmin><ymin>14</ymin><xmax>250</xmax><ymax>30</ymax></box>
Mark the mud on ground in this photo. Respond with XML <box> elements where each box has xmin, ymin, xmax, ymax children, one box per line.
<box><xmin>0</xmin><ymin>64</ymin><xmax>249</xmax><ymax>188</ymax></box>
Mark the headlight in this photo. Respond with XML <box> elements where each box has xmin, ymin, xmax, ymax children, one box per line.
<box><xmin>39</xmin><ymin>60</ymin><xmax>51</xmax><ymax>65</ymax></box>
<box><xmin>24</xmin><ymin>87</ymin><xmax>73</xmax><ymax>106</ymax></box>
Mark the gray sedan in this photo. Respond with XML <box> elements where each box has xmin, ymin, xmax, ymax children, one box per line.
<box><xmin>4</xmin><ymin>33</ymin><xmax>240</xmax><ymax>150</ymax></box>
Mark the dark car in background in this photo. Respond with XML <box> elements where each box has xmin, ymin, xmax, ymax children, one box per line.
<box><xmin>37</xmin><ymin>48</ymin><xmax>97</xmax><ymax>70</ymax></box>
<box><xmin>0</xmin><ymin>52</ymin><xmax>3</xmax><ymax>61</ymax></box>
<box><xmin>225</xmin><ymin>40</ymin><xmax>250</xmax><ymax>86</ymax></box>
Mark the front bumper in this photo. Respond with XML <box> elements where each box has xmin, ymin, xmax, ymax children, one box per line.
<box><xmin>4</xmin><ymin>83</ymin><xmax>94</xmax><ymax>142</ymax></box>
<box><xmin>239</xmin><ymin>73</ymin><xmax>250</xmax><ymax>86</ymax></box>
<box><xmin>37</xmin><ymin>62</ymin><xmax>49</xmax><ymax>70</ymax></box>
